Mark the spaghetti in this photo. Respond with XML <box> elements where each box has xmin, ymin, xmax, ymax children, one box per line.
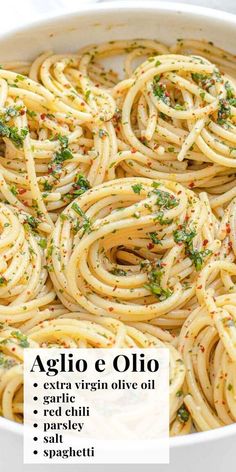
<box><xmin>48</xmin><ymin>177</ymin><xmax>219</xmax><ymax>320</ymax></box>
<box><xmin>0</xmin><ymin>38</ymin><xmax>235</xmax><ymax>435</ymax></box>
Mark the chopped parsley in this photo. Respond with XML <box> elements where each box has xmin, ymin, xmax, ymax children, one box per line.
<box><xmin>48</xmin><ymin>134</ymin><xmax>73</xmax><ymax>176</ymax></box>
<box><xmin>0</xmin><ymin>120</ymin><xmax>28</xmax><ymax>148</ymax></box>
<box><xmin>98</xmin><ymin>129</ymin><xmax>108</xmax><ymax>139</ymax></box>
<box><xmin>153</xmin><ymin>189</ymin><xmax>179</xmax><ymax>210</ymax></box>
<box><xmin>173</xmin><ymin>224</ymin><xmax>211</xmax><ymax>271</ymax></box>
<box><xmin>4</xmin><ymin>107</ymin><xmax>20</xmax><ymax>120</ymax></box>
<box><xmin>85</xmin><ymin>90</ymin><xmax>91</xmax><ymax>101</ymax></box>
<box><xmin>177</xmin><ymin>405</ymin><xmax>190</xmax><ymax>423</ymax></box>
<box><xmin>217</xmin><ymin>98</ymin><xmax>231</xmax><ymax>124</ymax></box>
<box><xmin>188</xmin><ymin>248</ymin><xmax>212</xmax><ymax>271</ymax></box>
<box><xmin>43</xmin><ymin>180</ymin><xmax>53</xmax><ymax>192</ymax></box>
<box><xmin>0</xmin><ymin>353</ymin><xmax>16</xmax><ymax>369</ymax></box>
<box><xmin>23</xmin><ymin>215</ymin><xmax>39</xmax><ymax>230</ymax></box>
<box><xmin>143</xmin><ymin>260</ymin><xmax>172</xmax><ymax>301</ymax></box>
<box><xmin>53</xmin><ymin>135</ymin><xmax>73</xmax><ymax>164</ymax></box>
<box><xmin>27</xmin><ymin>109</ymin><xmax>37</xmax><ymax>118</ymax></box>
<box><xmin>72</xmin><ymin>174</ymin><xmax>90</xmax><ymax>196</ymax></box>
<box><xmin>38</xmin><ymin>238</ymin><xmax>47</xmax><ymax>249</ymax></box>
<box><xmin>225</xmin><ymin>81</ymin><xmax>235</xmax><ymax>100</ymax></box>
<box><xmin>173</xmin><ymin>226</ymin><xmax>196</xmax><ymax>245</ymax></box>
<box><xmin>154</xmin><ymin>211</ymin><xmax>173</xmax><ymax>225</ymax></box>
<box><xmin>110</xmin><ymin>268</ymin><xmax>127</xmax><ymax>276</ymax></box>
<box><xmin>191</xmin><ymin>72</ymin><xmax>216</xmax><ymax>91</ymax></box>
<box><xmin>10</xmin><ymin>185</ymin><xmax>18</xmax><ymax>196</ymax></box>
<box><xmin>71</xmin><ymin>202</ymin><xmax>91</xmax><ymax>235</ymax></box>
<box><xmin>0</xmin><ymin>276</ymin><xmax>7</xmax><ymax>286</ymax></box>
<box><xmin>174</xmin><ymin>104</ymin><xmax>185</xmax><ymax>111</ymax></box>
<box><xmin>152</xmin><ymin>79</ymin><xmax>170</xmax><ymax>105</ymax></box>
<box><xmin>149</xmin><ymin>232</ymin><xmax>162</xmax><ymax>245</ymax></box>
<box><xmin>11</xmin><ymin>330</ymin><xmax>29</xmax><ymax>348</ymax></box>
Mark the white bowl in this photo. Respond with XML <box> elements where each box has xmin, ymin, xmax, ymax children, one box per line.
<box><xmin>0</xmin><ymin>2</ymin><xmax>236</xmax><ymax>471</ymax></box>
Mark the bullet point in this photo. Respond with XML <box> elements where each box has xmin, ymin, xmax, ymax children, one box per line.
<box><xmin>33</xmin><ymin>437</ymin><xmax>38</xmax><ymax>441</ymax></box>
<box><xmin>33</xmin><ymin>383</ymin><xmax>38</xmax><ymax>387</ymax></box>
<box><xmin>33</xmin><ymin>451</ymin><xmax>38</xmax><ymax>455</ymax></box>
<box><xmin>33</xmin><ymin>410</ymin><xmax>38</xmax><ymax>414</ymax></box>
<box><xmin>33</xmin><ymin>397</ymin><xmax>38</xmax><ymax>401</ymax></box>
<box><xmin>33</xmin><ymin>423</ymin><xmax>38</xmax><ymax>428</ymax></box>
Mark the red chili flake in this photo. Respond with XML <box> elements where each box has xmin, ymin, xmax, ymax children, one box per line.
<box><xmin>203</xmin><ymin>239</ymin><xmax>208</xmax><ymax>246</ymax></box>
<box><xmin>18</xmin><ymin>188</ymin><xmax>27</xmax><ymax>195</ymax></box>
<box><xmin>40</xmin><ymin>113</ymin><xmax>46</xmax><ymax>120</ymax></box>
<box><xmin>12</xmin><ymin>347</ymin><xmax>16</xmax><ymax>352</ymax></box>
<box><xmin>226</xmin><ymin>223</ymin><xmax>231</xmax><ymax>234</ymax></box>
<box><xmin>200</xmin><ymin>345</ymin><xmax>205</xmax><ymax>353</ymax></box>
<box><xmin>131</xmin><ymin>148</ymin><xmax>137</xmax><ymax>154</ymax></box>
<box><xmin>20</xmin><ymin>109</ymin><xmax>26</xmax><ymax>115</ymax></box>
<box><xmin>197</xmin><ymin>285</ymin><xmax>202</xmax><ymax>289</ymax></box>
<box><xmin>147</xmin><ymin>243</ymin><xmax>154</xmax><ymax>250</ymax></box>
<box><xmin>189</xmin><ymin>182</ymin><xmax>195</xmax><ymax>188</ymax></box>
<box><xmin>108</xmin><ymin>307</ymin><xmax>114</xmax><ymax>312</ymax></box>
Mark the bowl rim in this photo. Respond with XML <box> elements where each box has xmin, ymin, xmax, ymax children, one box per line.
<box><xmin>0</xmin><ymin>0</ymin><xmax>236</xmax><ymax>448</ymax></box>
<box><xmin>0</xmin><ymin>1</ymin><xmax>236</xmax><ymax>42</ymax></box>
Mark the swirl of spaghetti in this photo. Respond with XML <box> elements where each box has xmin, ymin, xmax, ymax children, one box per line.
<box><xmin>1</xmin><ymin>38</ymin><xmax>236</xmax><ymax>436</ymax></box>
<box><xmin>179</xmin><ymin>304</ymin><xmax>236</xmax><ymax>432</ymax></box>
<box><xmin>108</xmin><ymin>48</ymin><xmax>236</xmax><ymax>194</ymax></box>
<box><xmin>0</xmin><ymin>40</ymin><xmax>170</xmax><ymax>221</ymax></box>
<box><xmin>0</xmin><ymin>202</ymin><xmax>55</xmax><ymax>324</ymax></box>
<box><xmin>47</xmin><ymin>177</ymin><xmax>220</xmax><ymax>320</ymax></box>
<box><xmin>0</xmin><ymin>89</ymin><xmax>115</xmax><ymax>223</ymax></box>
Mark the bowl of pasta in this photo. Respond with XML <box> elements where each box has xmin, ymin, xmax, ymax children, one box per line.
<box><xmin>0</xmin><ymin>2</ymin><xmax>236</xmax><ymax>471</ymax></box>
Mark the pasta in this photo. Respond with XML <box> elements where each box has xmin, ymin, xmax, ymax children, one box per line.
<box><xmin>179</xmin><ymin>260</ymin><xmax>236</xmax><ymax>431</ymax></box>
<box><xmin>48</xmin><ymin>177</ymin><xmax>219</xmax><ymax>320</ymax></box>
<box><xmin>0</xmin><ymin>38</ymin><xmax>236</xmax><ymax>435</ymax></box>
